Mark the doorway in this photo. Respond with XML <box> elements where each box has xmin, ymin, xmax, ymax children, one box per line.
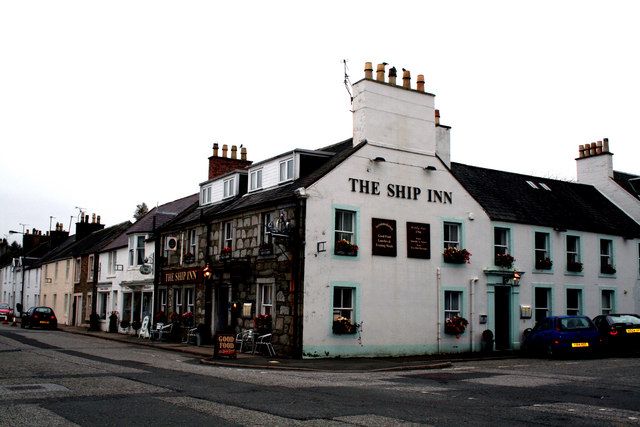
<box><xmin>215</xmin><ymin>286</ymin><xmax>230</xmax><ymax>333</ymax></box>
<box><xmin>494</xmin><ymin>286</ymin><xmax>511</xmax><ymax>349</ymax></box>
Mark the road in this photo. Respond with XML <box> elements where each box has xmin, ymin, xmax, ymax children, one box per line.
<box><xmin>1</xmin><ymin>327</ymin><xmax>640</xmax><ymax>426</ymax></box>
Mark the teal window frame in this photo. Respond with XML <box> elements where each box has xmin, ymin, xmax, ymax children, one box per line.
<box><xmin>533</xmin><ymin>229</ymin><xmax>553</xmax><ymax>273</ymax></box>
<box><xmin>532</xmin><ymin>285</ymin><xmax>553</xmax><ymax>322</ymax></box>
<box><xmin>442</xmin><ymin>287</ymin><xmax>466</xmax><ymax>321</ymax></box>
<box><xmin>492</xmin><ymin>224</ymin><xmax>513</xmax><ymax>266</ymax></box>
<box><xmin>600</xmin><ymin>288</ymin><xmax>615</xmax><ymax>315</ymax></box>
<box><xmin>330</xmin><ymin>282</ymin><xmax>360</xmax><ymax>335</ymax></box>
<box><xmin>565</xmin><ymin>286</ymin><xmax>584</xmax><ymax>315</ymax></box>
<box><xmin>598</xmin><ymin>236</ymin><xmax>616</xmax><ymax>277</ymax></box>
<box><xmin>565</xmin><ymin>233</ymin><xmax>583</xmax><ymax>276</ymax></box>
<box><xmin>332</xmin><ymin>204</ymin><xmax>360</xmax><ymax>260</ymax></box>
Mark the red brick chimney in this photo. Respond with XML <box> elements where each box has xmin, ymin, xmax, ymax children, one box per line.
<box><xmin>208</xmin><ymin>143</ymin><xmax>252</xmax><ymax>179</ymax></box>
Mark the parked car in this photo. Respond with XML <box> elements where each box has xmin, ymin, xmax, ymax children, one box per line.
<box><xmin>20</xmin><ymin>306</ymin><xmax>57</xmax><ymax>330</ymax></box>
<box><xmin>522</xmin><ymin>315</ymin><xmax>601</xmax><ymax>357</ymax></box>
<box><xmin>0</xmin><ymin>302</ymin><xmax>13</xmax><ymax>321</ymax></box>
<box><xmin>592</xmin><ymin>313</ymin><xmax>640</xmax><ymax>353</ymax></box>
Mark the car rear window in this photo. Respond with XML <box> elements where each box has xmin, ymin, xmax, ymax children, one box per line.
<box><xmin>35</xmin><ymin>307</ymin><xmax>53</xmax><ymax>314</ymax></box>
<box><xmin>557</xmin><ymin>317</ymin><xmax>594</xmax><ymax>330</ymax></box>
<box><xmin>609</xmin><ymin>315</ymin><xmax>640</xmax><ymax>325</ymax></box>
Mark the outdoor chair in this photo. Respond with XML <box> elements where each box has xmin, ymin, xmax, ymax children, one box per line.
<box><xmin>151</xmin><ymin>322</ymin><xmax>172</xmax><ymax>341</ymax></box>
<box><xmin>253</xmin><ymin>333</ymin><xmax>275</xmax><ymax>357</ymax></box>
<box><xmin>183</xmin><ymin>327</ymin><xmax>198</xmax><ymax>345</ymax></box>
<box><xmin>236</xmin><ymin>330</ymin><xmax>254</xmax><ymax>353</ymax></box>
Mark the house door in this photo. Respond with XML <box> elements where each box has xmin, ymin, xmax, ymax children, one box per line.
<box><xmin>494</xmin><ymin>286</ymin><xmax>511</xmax><ymax>349</ymax></box>
<box><xmin>215</xmin><ymin>286</ymin><xmax>230</xmax><ymax>333</ymax></box>
<box><xmin>73</xmin><ymin>295</ymin><xmax>82</xmax><ymax>327</ymax></box>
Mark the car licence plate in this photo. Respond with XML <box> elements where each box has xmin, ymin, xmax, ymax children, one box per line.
<box><xmin>39</xmin><ymin>320</ymin><xmax>49</xmax><ymax>324</ymax></box>
<box><xmin>626</xmin><ymin>328</ymin><xmax>640</xmax><ymax>333</ymax></box>
<box><xmin>571</xmin><ymin>342</ymin><xmax>588</xmax><ymax>347</ymax></box>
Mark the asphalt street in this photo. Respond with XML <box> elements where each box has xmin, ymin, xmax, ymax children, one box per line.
<box><xmin>1</xmin><ymin>326</ymin><xmax>640</xmax><ymax>426</ymax></box>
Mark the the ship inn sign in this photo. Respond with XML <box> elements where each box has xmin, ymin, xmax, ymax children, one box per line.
<box><xmin>348</xmin><ymin>178</ymin><xmax>452</xmax><ymax>204</ymax></box>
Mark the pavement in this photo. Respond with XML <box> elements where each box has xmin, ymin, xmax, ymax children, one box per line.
<box><xmin>7</xmin><ymin>320</ymin><xmax>517</xmax><ymax>372</ymax></box>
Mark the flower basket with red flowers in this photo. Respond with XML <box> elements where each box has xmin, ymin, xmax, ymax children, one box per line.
<box><xmin>567</xmin><ymin>260</ymin><xmax>583</xmax><ymax>273</ymax></box>
<box><xmin>183</xmin><ymin>252</ymin><xmax>195</xmax><ymax>263</ymax></box>
<box><xmin>443</xmin><ymin>247</ymin><xmax>472</xmax><ymax>264</ymax></box>
<box><xmin>535</xmin><ymin>258</ymin><xmax>553</xmax><ymax>270</ymax></box>
<box><xmin>495</xmin><ymin>253</ymin><xmax>515</xmax><ymax>268</ymax></box>
<box><xmin>444</xmin><ymin>316</ymin><xmax>468</xmax><ymax>337</ymax></box>
<box><xmin>254</xmin><ymin>314</ymin><xmax>272</xmax><ymax>331</ymax></box>
<box><xmin>220</xmin><ymin>247</ymin><xmax>232</xmax><ymax>260</ymax></box>
<box><xmin>601</xmin><ymin>264</ymin><xmax>616</xmax><ymax>275</ymax></box>
<box><xmin>182</xmin><ymin>311</ymin><xmax>194</xmax><ymax>327</ymax></box>
<box><xmin>332</xmin><ymin>316</ymin><xmax>359</xmax><ymax>335</ymax></box>
<box><xmin>155</xmin><ymin>311</ymin><xmax>167</xmax><ymax>324</ymax></box>
<box><xmin>335</xmin><ymin>239</ymin><xmax>358</xmax><ymax>256</ymax></box>
<box><xmin>170</xmin><ymin>311</ymin><xmax>181</xmax><ymax>324</ymax></box>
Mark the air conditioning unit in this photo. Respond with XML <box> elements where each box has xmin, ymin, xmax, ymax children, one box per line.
<box><xmin>165</xmin><ymin>237</ymin><xmax>178</xmax><ymax>251</ymax></box>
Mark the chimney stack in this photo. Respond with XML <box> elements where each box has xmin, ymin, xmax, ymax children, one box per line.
<box><xmin>207</xmin><ymin>144</ymin><xmax>253</xmax><ymax>180</ymax></box>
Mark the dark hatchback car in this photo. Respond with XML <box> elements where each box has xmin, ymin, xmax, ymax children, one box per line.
<box><xmin>593</xmin><ymin>314</ymin><xmax>640</xmax><ymax>352</ymax></box>
<box><xmin>522</xmin><ymin>315</ymin><xmax>601</xmax><ymax>357</ymax></box>
<box><xmin>20</xmin><ymin>306</ymin><xmax>57</xmax><ymax>330</ymax></box>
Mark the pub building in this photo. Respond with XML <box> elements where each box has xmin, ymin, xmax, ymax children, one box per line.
<box><xmin>154</xmin><ymin>63</ymin><xmax>640</xmax><ymax>358</ymax></box>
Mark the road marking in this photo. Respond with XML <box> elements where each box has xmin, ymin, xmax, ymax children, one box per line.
<box><xmin>464</xmin><ymin>375</ymin><xmax>562</xmax><ymax>387</ymax></box>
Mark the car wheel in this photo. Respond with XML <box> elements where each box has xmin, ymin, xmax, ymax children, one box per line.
<box><xmin>27</xmin><ymin>321</ymin><xmax>33</xmax><ymax>329</ymax></box>
<box><xmin>20</xmin><ymin>320</ymin><xmax>25</xmax><ymax>329</ymax></box>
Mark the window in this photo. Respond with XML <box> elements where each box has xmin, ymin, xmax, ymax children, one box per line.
<box><xmin>223</xmin><ymin>177</ymin><xmax>235</xmax><ymax>198</ymax></box>
<box><xmin>65</xmin><ymin>259</ymin><xmax>70</xmax><ymax>280</ymax></box>
<box><xmin>259</xmin><ymin>283</ymin><xmax>273</xmax><ymax>315</ymax></box>
<box><xmin>89</xmin><ymin>255</ymin><xmax>94</xmax><ymax>280</ymax></box>
<box><xmin>188</xmin><ymin>229</ymin><xmax>197</xmax><ymax>256</ymax></box>
<box><xmin>158</xmin><ymin>289</ymin><xmax>167</xmax><ymax>314</ymax></box>
<box><xmin>222</xmin><ymin>221</ymin><xmax>233</xmax><ymax>249</ymax></box>
<box><xmin>444</xmin><ymin>291</ymin><xmax>462</xmax><ymax>320</ymax></box>
<box><xmin>335</xmin><ymin>209</ymin><xmax>355</xmax><ymax>244</ymax></box>
<box><xmin>54</xmin><ymin>263</ymin><xmax>59</xmax><ymax>280</ymax></box>
<box><xmin>261</xmin><ymin>211</ymin><xmax>273</xmax><ymax>245</ymax></box>
<box><xmin>108</xmin><ymin>251</ymin><xmax>117</xmax><ymax>275</ymax></box>
<box><xmin>98</xmin><ymin>292</ymin><xmax>108</xmax><ymax>319</ymax></box>
<box><xmin>333</xmin><ymin>287</ymin><xmax>354</xmax><ymax>321</ymax></box>
<box><xmin>534</xmin><ymin>287</ymin><xmax>551</xmax><ymax>322</ymax></box>
<box><xmin>123</xmin><ymin>293</ymin><xmax>132</xmax><ymax>321</ymax></box>
<box><xmin>201</xmin><ymin>185</ymin><xmax>212</xmax><ymax>205</ymax></box>
<box><xmin>494</xmin><ymin>227</ymin><xmax>510</xmax><ymax>260</ymax></box>
<box><xmin>534</xmin><ymin>232</ymin><xmax>551</xmax><ymax>269</ymax></box>
<box><xmin>74</xmin><ymin>258</ymin><xmax>81</xmax><ymax>282</ymax></box>
<box><xmin>129</xmin><ymin>235</ymin><xmax>145</xmax><ymax>266</ymax></box>
<box><xmin>601</xmin><ymin>290</ymin><xmax>614</xmax><ymax>315</ymax></box>
<box><xmin>443</xmin><ymin>222</ymin><xmax>460</xmax><ymax>249</ymax></box>
<box><xmin>185</xmin><ymin>288</ymin><xmax>194</xmax><ymax>313</ymax></box>
<box><xmin>53</xmin><ymin>294</ymin><xmax>57</xmax><ymax>311</ymax></box>
<box><xmin>279</xmin><ymin>158</ymin><xmax>294</xmax><ymax>182</ymax></box>
<box><xmin>566</xmin><ymin>235</ymin><xmax>580</xmax><ymax>265</ymax></box>
<box><xmin>250</xmin><ymin>169</ymin><xmax>263</xmax><ymax>191</ymax></box>
<box><xmin>600</xmin><ymin>238</ymin><xmax>614</xmax><ymax>274</ymax></box>
<box><xmin>174</xmin><ymin>288</ymin><xmax>182</xmax><ymax>314</ymax></box>
<box><xmin>566</xmin><ymin>288</ymin><xmax>582</xmax><ymax>315</ymax></box>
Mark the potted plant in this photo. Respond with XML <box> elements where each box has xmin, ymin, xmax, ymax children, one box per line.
<box><xmin>258</xmin><ymin>242</ymin><xmax>273</xmax><ymax>256</ymax></box>
<box><xmin>170</xmin><ymin>311</ymin><xmax>181</xmax><ymax>325</ymax></box>
<box><xmin>155</xmin><ymin>310</ymin><xmax>167</xmax><ymax>324</ymax></box>
<box><xmin>567</xmin><ymin>260</ymin><xmax>583</xmax><ymax>273</ymax></box>
<box><xmin>254</xmin><ymin>314</ymin><xmax>272</xmax><ymax>333</ymax></box>
<box><xmin>335</xmin><ymin>239</ymin><xmax>358</xmax><ymax>256</ymax></box>
<box><xmin>332</xmin><ymin>316</ymin><xmax>359</xmax><ymax>335</ymax></box>
<box><xmin>182</xmin><ymin>311</ymin><xmax>194</xmax><ymax>327</ymax></box>
<box><xmin>119</xmin><ymin>319</ymin><xmax>130</xmax><ymax>330</ymax></box>
<box><xmin>444</xmin><ymin>316</ymin><xmax>468</xmax><ymax>338</ymax></box>
<box><xmin>220</xmin><ymin>247</ymin><xmax>232</xmax><ymax>260</ymax></box>
<box><xmin>601</xmin><ymin>264</ymin><xmax>616</xmax><ymax>275</ymax></box>
<box><xmin>108</xmin><ymin>311</ymin><xmax>119</xmax><ymax>333</ymax></box>
<box><xmin>495</xmin><ymin>253</ymin><xmax>515</xmax><ymax>268</ymax></box>
<box><xmin>443</xmin><ymin>247</ymin><xmax>472</xmax><ymax>264</ymax></box>
<box><xmin>535</xmin><ymin>258</ymin><xmax>553</xmax><ymax>270</ymax></box>
<box><xmin>131</xmin><ymin>319</ymin><xmax>141</xmax><ymax>332</ymax></box>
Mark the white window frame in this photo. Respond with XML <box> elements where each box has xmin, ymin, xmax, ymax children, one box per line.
<box><xmin>74</xmin><ymin>258</ymin><xmax>81</xmax><ymax>282</ymax></box>
<box><xmin>261</xmin><ymin>211</ymin><xmax>273</xmax><ymax>245</ymax></box>
<box><xmin>259</xmin><ymin>283</ymin><xmax>273</xmax><ymax>315</ymax></box>
<box><xmin>173</xmin><ymin>288</ymin><xmax>183</xmax><ymax>314</ymax></box>
<box><xmin>188</xmin><ymin>229</ymin><xmax>197</xmax><ymax>256</ymax></box>
<box><xmin>279</xmin><ymin>158</ymin><xmax>294</xmax><ymax>182</ymax></box>
<box><xmin>159</xmin><ymin>288</ymin><xmax>167</xmax><ymax>314</ymax></box>
<box><xmin>443</xmin><ymin>222</ymin><xmax>461</xmax><ymax>249</ymax></box>
<box><xmin>201</xmin><ymin>185</ymin><xmax>212</xmax><ymax>205</ymax></box>
<box><xmin>250</xmin><ymin>169</ymin><xmax>263</xmax><ymax>191</ymax></box>
<box><xmin>129</xmin><ymin>235</ymin><xmax>146</xmax><ymax>266</ymax></box>
<box><xmin>444</xmin><ymin>290</ymin><xmax>462</xmax><ymax>320</ymax></box>
<box><xmin>66</xmin><ymin>259</ymin><xmax>70</xmax><ymax>280</ymax></box>
<box><xmin>185</xmin><ymin>288</ymin><xmax>194</xmax><ymax>314</ymax></box>
<box><xmin>223</xmin><ymin>177</ymin><xmax>235</xmax><ymax>198</ymax></box>
<box><xmin>89</xmin><ymin>255</ymin><xmax>94</xmax><ymax>280</ymax></box>
<box><xmin>98</xmin><ymin>292</ymin><xmax>109</xmax><ymax>320</ymax></box>
<box><xmin>222</xmin><ymin>221</ymin><xmax>233</xmax><ymax>249</ymax></box>
<box><xmin>108</xmin><ymin>251</ymin><xmax>117</xmax><ymax>276</ymax></box>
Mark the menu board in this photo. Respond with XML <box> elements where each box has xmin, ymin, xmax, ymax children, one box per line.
<box><xmin>372</xmin><ymin>218</ymin><xmax>397</xmax><ymax>257</ymax></box>
<box><xmin>407</xmin><ymin>222</ymin><xmax>430</xmax><ymax>259</ymax></box>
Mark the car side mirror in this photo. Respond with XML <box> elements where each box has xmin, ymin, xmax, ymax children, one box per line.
<box><xmin>523</xmin><ymin>328</ymin><xmax>532</xmax><ymax>337</ymax></box>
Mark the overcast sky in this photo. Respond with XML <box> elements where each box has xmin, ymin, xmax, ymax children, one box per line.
<box><xmin>2</xmin><ymin>1</ymin><xmax>639</xmax><ymax>243</ymax></box>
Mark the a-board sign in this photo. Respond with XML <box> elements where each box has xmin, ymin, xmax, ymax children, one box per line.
<box><xmin>214</xmin><ymin>334</ymin><xmax>237</xmax><ymax>359</ymax></box>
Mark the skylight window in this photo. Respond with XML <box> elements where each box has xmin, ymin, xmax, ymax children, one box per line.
<box><xmin>526</xmin><ymin>181</ymin><xmax>539</xmax><ymax>189</ymax></box>
<box><xmin>539</xmin><ymin>183</ymin><xmax>552</xmax><ymax>191</ymax></box>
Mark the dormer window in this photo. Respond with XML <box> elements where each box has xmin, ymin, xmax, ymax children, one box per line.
<box><xmin>201</xmin><ymin>185</ymin><xmax>212</xmax><ymax>205</ymax></box>
<box><xmin>250</xmin><ymin>169</ymin><xmax>263</xmax><ymax>191</ymax></box>
<box><xmin>223</xmin><ymin>177</ymin><xmax>235</xmax><ymax>198</ymax></box>
<box><xmin>279</xmin><ymin>158</ymin><xmax>294</xmax><ymax>182</ymax></box>
<box><xmin>129</xmin><ymin>235</ymin><xmax>145</xmax><ymax>266</ymax></box>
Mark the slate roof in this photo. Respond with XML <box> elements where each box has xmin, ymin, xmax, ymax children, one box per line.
<box><xmin>163</xmin><ymin>139</ymin><xmax>361</xmax><ymax>230</ymax></box>
<box><xmin>613</xmin><ymin>170</ymin><xmax>640</xmax><ymax>201</ymax></box>
<box><xmin>451</xmin><ymin>163</ymin><xmax>640</xmax><ymax>238</ymax></box>
<box><xmin>41</xmin><ymin>222</ymin><xmax>131</xmax><ymax>263</ymax></box>
<box><xmin>103</xmin><ymin>194</ymin><xmax>199</xmax><ymax>250</ymax></box>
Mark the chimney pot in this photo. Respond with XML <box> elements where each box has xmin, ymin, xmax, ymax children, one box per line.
<box><xmin>402</xmin><ymin>69</ymin><xmax>411</xmax><ymax>89</ymax></box>
<box><xmin>97</xmin><ymin>215</ymin><xmax>101</xmax><ymax>224</ymax></box>
<box><xmin>435</xmin><ymin>109</ymin><xmax>440</xmax><ymax>126</ymax></box>
<box><xmin>590</xmin><ymin>142</ymin><xmax>596</xmax><ymax>156</ymax></box>
<box><xmin>364</xmin><ymin>62</ymin><xmax>373</xmax><ymax>79</ymax></box>
<box><xmin>213</xmin><ymin>142</ymin><xmax>219</xmax><ymax>157</ymax></box>
<box><xmin>388</xmin><ymin>67</ymin><xmax>397</xmax><ymax>85</ymax></box>
<box><xmin>376</xmin><ymin>63</ymin><xmax>386</xmax><ymax>83</ymax></box>
<box><xmin>92</xmin><ymin>213</ymin><xmax>96</xmax><ymax>223</ymax></box>
<box><xmin>578</xmin><ymin>144</ymin><xmax>585</xmax><ymax>158</ymax></box>
<box><xmin>596</xmin><ymin>141</ymin><xmax>603</xmax><ymax>154</ymax></box>
<box><xmin>417</xmin><ymin>74</ymin><xmax>425</xmax><ymax>92</ymax></box>
<box><xmin>231</xmin><ymin>145</ymin><xmax>238</xmax><ymax>159</ymax></box>
<box><xmin>603</xmin><ymin>137</ymin><xmax>609</xmax><ymax>152</ymax></box>
<box><xmin>222</xmin><ymin>144</ymin><xmax>228</xmax><ymax>158</ymax></box>
<box><xmin>241</xmin><ymin>147</ymin><xmax>247</xmax><ymax>161</ymax></box>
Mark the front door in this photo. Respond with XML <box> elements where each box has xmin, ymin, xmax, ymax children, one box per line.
<box><xmin>215</xmin><ymin>286</ymin><xmax>230</xmax><ymax>333</ymax></box>
<box><xmin>494</xmin><ymin>286</ymin><xmax>511</xmax><ymax>349</ymax></box>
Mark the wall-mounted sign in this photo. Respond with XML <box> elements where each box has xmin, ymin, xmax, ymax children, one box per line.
<box><xmin>348</xmin><ymin>178</ymin><xmax>453</xmax><ymax>204</ymax></box>
<box><xmin>139</xmin><ymin>264</ymin><xmax>152</xmax><ymax>275</ymax></box>
<box><xmin>160</xmin><ymin>267</ymin><xmax>203</xmax><ymax>285</ymax></box>
<box><xmin>372</xmin><ymin>218</ymin><xmax>397</xmax><ymax>257</ymax></box>
<box><xmin>407</xmin><ymin>222</ymin><xmax>431</xmax><ymax>259</ymax></box>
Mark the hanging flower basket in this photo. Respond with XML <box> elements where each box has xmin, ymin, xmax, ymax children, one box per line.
<box><xmin>332</xmin><ymin>316</ymin><xmax>358</xmax><ymax>335</ymax></box>
<box><xmin>182</xmin><ymin>311</ymin><xmax>194</xmax><ymax>327</ymax></box>
<box><xmin>443</xmin><ymin>247</ymin><xmax>472</xmax><ymax>264</ymax></box>
<box><xmin>444</xmin><ymin>316</ymin><xmax>468</xmax><ymax>337</ymax></box>
<box><xmin>601</xmin><ymin>264</ymin><xmax>616</xmax><ymax>275</ymax></box>
<box><xmin>567</xmin><ymin>261</ymin><xmax>583</xmax><ymax>273</ymax></box>
<box><xmin>220</xmin><ymin>247</ymin><xmax>232</xmax><ymax>260</ymax></box>
<box><xmin>335</xmin><ymin>239</ymin><xmax>358</xmax><ymax>256</ymax></box>
<box><xmin>254</xmin><ymin>314</ymin><xmax>272</xmax><ymax>331</ymax></box>
<box><xmin>170</xmin><ymin>311</ymin><xmax>181</xmax><ymax>324</ymax></box>
<box><xmin>535</xmin><ymin>258</ymin><xmax>553</xmax><ymax>270</ymax></box>
<box><xmin>495</xmin><ymin>253</ymin><xmax>515</xmax><ymax>268</ymax></box>
<box><xmin>155</xmin><ymin>311</ymin><xmax>167</xmax><ymax>324</ymax></box>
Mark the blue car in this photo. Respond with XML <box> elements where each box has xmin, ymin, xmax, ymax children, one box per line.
<box><xmin>522</xmin><ymin>315</ymin><xmax>601</xmax><ymax>357</ymax></box>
